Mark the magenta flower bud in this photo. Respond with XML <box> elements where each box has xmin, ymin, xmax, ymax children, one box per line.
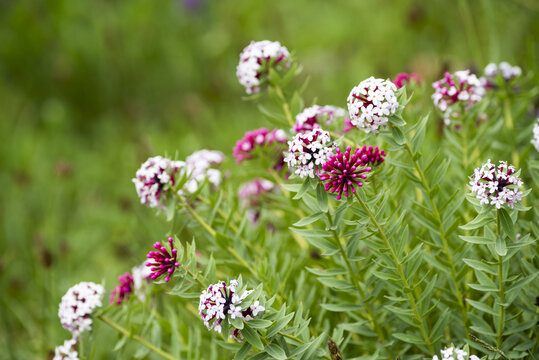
<box><xmin>109</xmin><ymin>272</ymin><xmax>135</xmax><ymax>306</ymax></box>
<box><xmin>393</xmin><ymin>72</ymin><xmax>422</xmax><ymax>89</ymax></box>
<box><xmin>319</xmin><ymin>146</ymin><xmax>373</xmax><ymax>200</ymax></box>
<box><xmin>145</xmin><ymin>238</ymin><xmax>180</xmax><ymax>282</ymax></box>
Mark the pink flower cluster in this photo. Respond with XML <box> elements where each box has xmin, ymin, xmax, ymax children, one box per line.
<box><xmin>357</xmin><ymin>145</ymin><xmax>386</xmax><ymax>167</ymax></box>
<box><xmin>393</xmin><ymin>72</ymin><xmax>421</xmax><ymax>89</ymax></box>
<box><xmin>293</xmin><ymin>105</ymin><xmax>347</xmax><ymax>133</ymax></box>
<box><xmin>109</xmin><ymin>273</ymin><xmax>134</xmax><ymax>306</ymax></box>
<box><xmin>319</xmin><ymin>146</ymin><xmax>373</xmax><ymax>200</ymax></box>
<box><xmin>432</xmin><ymin>70</ymin><xmax>485</xmax><ymax>124</ymax></box>
<box><xmin>146</xmin><ymin>238</ymin><xmax>180</xmax><ymax>282</ymax></box>
<box><xmin>233</xmin><ymin>128</ymin><xmax>287</xmax><ymax>166</ymax></box>
<box><xmin>238</xmin><ymin>178</ymin><xmax>276</xmax><ymax>223</ymax></box>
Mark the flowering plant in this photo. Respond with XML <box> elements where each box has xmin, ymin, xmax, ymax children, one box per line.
<box><xmin>53</xmin><ymin>40</ymin><xmax>538</xmax><ymax>360</ymax></box>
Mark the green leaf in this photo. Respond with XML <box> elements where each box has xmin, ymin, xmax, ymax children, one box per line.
<box><xmin>392</xmin><ymin>332</ymin><xmax>425</xmax><ymax>345</ymax></box>
<box><xmin>316</xmin><ymin>183</ymin><xmax>328</xmax><ymax>212</ymax></box>
<box><xmin>264</xmin><ymin>344</ymin><xmax>287</xmax><ymax>360</ymax></box>
<box><xmin>391</xmin><ymin>126</ymin><xmax>405</xmax><ymax>145</ymax></box>
<box><xmin>411</xmin><ymin>114</ymin><xmax>428</xmax><ymax>153</ymax></box>
<box><xmin>266</xmin><ymin>312</ymin><xmax>294</xmax><ymax>338</ymax></box>
<box><xmin>467</xmin><ymin>299</ymin><xmax>498</xmax><ymax>316</ymax></box>
<box><xmin>289</xmin><ymin>228</ymin><xmax>330</xmax><ymax>238</ymax></box>
<box><xmin>293</xmin><ymin>179</ymin><xmax>312</xmax><ymax>200</ymax></box>
<box><xmin>389</xmin><ymin>114</ymin><xmax>406</xmax><ymax>127</ymax></box>
<box><xmin>459</xmin><ymin>211</ymin><xmax>494</xmax><ymax>230</ymax></box>
<box><xmin>459</xmin><ymin>236</ymin><xmax>495</xmax><ymax>245</ymax></box>
<box><xmin>463</xmin><ymin>258</ymin><xmax>497</xmax><ymax>275</ymax></box>
<box><xmin>241</xmin><ymin>325</ymin><xmax>264</xmax><ymax>350</ymax></box>
<box><xmin>497</xmin><ymin>208</ymin><xmax>515</xmax><ymax>241</ymax></box>
<box><xmin>495</xmin><ymin>235</ymin><xmax>507</xmax><ymax>256</ymax></box>
<box><xmin>215</xmin><ymin>232</ymin><xmax>233</xmax><ymax>250</ymax></box>
<box><xmin>235</xmin><ymin>343</ymin><xmax>252</xmax><ymax>360</ymax></box>
<box><xmin>247</xmin><ymin>319</ymin><xmax>273</xmax><ymax>329</ymax></box>
<box><xmin>320</xmin><ymin>303</ymin><xmax>362</xmax><ymax>312</ymax></box>
<box><xmin>293</xmin><ymin>212</ymin><xmax>324</xmax><ymax>227</ymax></box>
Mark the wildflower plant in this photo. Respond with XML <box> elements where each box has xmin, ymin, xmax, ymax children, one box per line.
<box><xmin>58</xmin><ymin>40</ymin><xmax>539</xmax><ymax>360</ymax></box>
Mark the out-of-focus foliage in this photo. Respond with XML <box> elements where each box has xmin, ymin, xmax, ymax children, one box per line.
<box><xmin>0</xmin><ymin>0</ymin><xmax>537</xmax><ymax>359</ymax></box>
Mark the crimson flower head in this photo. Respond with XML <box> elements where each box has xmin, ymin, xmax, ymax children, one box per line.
<box><xmin>357</xmin><ymin>145</ymin><xmax>386</xmax><ymax>167</ymax></box>
<box><xmin>319</xmin><ymin>146</ymin><xmax>372</xmax><ymax>200</ymax></box>
<box><xmin>109</xmin><ymin>272</ymin><xmax>134</xmax><ymax>305</ymax></box>
<box><xmin>393</xmin><ymin>72</ymin><xmax>421</xmax><ymax>89</ymax></box>
<box><xmin>146</xmin><ymin>237</ymin><xmax>180</xmax><ymax>282</ymax></box>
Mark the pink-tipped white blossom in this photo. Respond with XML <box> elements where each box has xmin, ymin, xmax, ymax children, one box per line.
<box><xmin>233</xmin><ymin>128</ymin><xmax>288</xmax><ymax>168</ymax></box>
<box><xmin>236</xmin><ymin>40</ymin><xmax>291</xmax><ymax>95</ymax></box>
<box><xmin>293</xmin><ymin>105</ymin><xmax>347</xmax><ymax>133</ymax></box>
<box><xmin>58</xmin><ymin>282</ymin><xmax>104</xmax><ymax>339</ymax></box>
<box><xmin>432</xmin><ymin>70</ymin><xmax>485</xmax><ymax>125</ymax></box>
<box><xmin>133</xmin><ymin>156</ymin><xmax>185</xmax><ymax>208</ymax></box>
<box><xmin>319</xmin><ymin>146</ymin><xmax>372</xmax><ymax>200</ymax></box>
<box><xmin>183</xmin><ymin>150</ymin><xmax>225</xmax><ymax>194</ymax></box>
<box><xmin>347</xmin><ymin>77</ymin><xmax>400</xmax><ymax>133</ymax></box>
<box><xmin>393</xmin><ymin>72</ymin><xmax>422</xmax><ymax>89</ymax></box>
<box><xmin>284</xmin><ymin>129</ymin><xmax>335</xmax><ymax>178</ymax></box>
<box><xmin>468</xmin><ymin>160</ymin><xmax>523</xmax><ymax>209</ymax></box>
<box><xmin>432</xmin><ymin>346</ymin><xmax>480</xmax><ymax>360</ymax></box>
<box><xmin>238</xmin><ymin>178</ymin><xmax>276</xmax><ymax>223</ymax></box>
<box><xmin>53</xmin><ymin>339</ymin><xmax>79</xmax><ymax>360</ymax></box>
<box><xmin>531</xmin><ymin>118</ymin><xmax>539</xmax><ymax>152</ymax></box>
<box><xmin>198</xmin><ymin>280</ymin><xmax>265</xmax><ymax>341</ymax></box>
<box><xmin>146</xmin><ymin>237</ymin><xmax>180</xmax><ymax>282</ymax></box>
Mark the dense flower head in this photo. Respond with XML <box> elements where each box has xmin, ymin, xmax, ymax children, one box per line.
<box><xmin>432</xmin><ymin>70</ymin><xmax>485</xmax><ymax>125</ymax></box>
<box><xmin>109</xmin><ymin>272</ymin><xmax>134</xmax><ymax>305</ymax></box>
<box><xmin>53</xmin><ymin>339</ymin><xmax>79</xmax><ymax>360</ymax></box>
<box><xmin>284</xmin><ymin>129</ymin><xmax>335</xmax><ymax>178</ymax></box>
<box><xmin>133</xmin><ymin>156</ymin><xmax>185</xmax><ymax>208</ymax></box>
<box><xmin>238</xmin><ymin>178</ymin><xmax>276</xmax><ymax>223</ymax></box>
<box><xmin>58</xmin><ymin>282</ymin><xmax>104</xmax><ymax>339</ymax></box>
<box><xmin>432</xmin><ymin>346</ymin><xmax>480</xmax><ymax>360</ymax></box>
<box><xmin>293</xmin><ymin>105</ymin><xmax>347</xmax><ymax>133</ymax></box>
<box><xmin>531</xmin><ymin>118</ymin><xmax>539</xmax><ymax>152</ymax></box>
<box><xmin>233</xmin><ymin>128</ymin><xmax>287</xmax><ymax>168</ymax></box>
<box><xmin>347</xmin><ymin>77</ymin><xmax>400</xmax><ymax>133</ymax></box>
<box><xmin>484</xmin><ymin>62</ymin><xmax>521</xmax><ymax>81</ymax></box>
<box><xmin>236</xmin><ymin>40</ymin><xmax>291</xmax><ymax>95</ymax></box>
<box><xmin>393</xmin><ymin>72</ymin><xmax>422</xmax><ymax>88</ymax></box>
<box><xmin>132</xmin><ymin>262</ymin><xmax>152</xmax><ymax>301</ymax></box>
<box><xmin>183</xmin><ymin>149</ymin><xmax>225</xmax><ymax>194</ymax></box>
<box><xmin>198</xmin><ymin>280</ymin><xmax>265</xmax><ymax>341</ymax></box>
<box><xmin>357</xmin><ymin>145</ymin><xmax>386</xmax><ymax>167</ymax></box>
<box><xmin>469</xmin><ymin>160</ymin><xmax>523</xmax><ymax>209</ymax></box>
<box><xmin>146</xmin><ymin>237</ymin><xmax>180</xmax><ymax>282</ymax></box>
<box><xmin>319</xmin><ymin>146</ymin><xmax>372</xmax><ymax>200</ymax></box>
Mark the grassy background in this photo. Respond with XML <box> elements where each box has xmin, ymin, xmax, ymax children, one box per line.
<box><xmin>0</xmin><ymin>0</ymin><xmax>537</xmax><ymax>358</ymax></box>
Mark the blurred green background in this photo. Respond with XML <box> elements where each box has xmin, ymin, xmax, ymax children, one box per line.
<box><xmin>0</xmin><ymin>0</ymin><xmax>537</xmax><ymax>358</ymax></box>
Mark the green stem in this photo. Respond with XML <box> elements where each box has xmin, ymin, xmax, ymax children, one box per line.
<box><xmin>97</xmin><ymin>315</ymin><xmax>178</xmax><ymax>360</ymax></box>
<box><xmin>496</xmin><ymin>211</ymin><xmax>505</xmax><ymax>348</ymax></box>
<box><xmin>403</xmin><ymin>143</ymin><xmax>471</xmax><ymax>339</ymax></box>
<box><xmin>273</xmin><ymin>85</ymin><xmax>295</xmax><ymax>128</ymax></box>
<box><xmin>353</xmin><ymin>192</ymin><xmax>435</xmax><ymax>354</ymax></box>
<box><xmin>177</xmin><ymin>195</ymin><xmax>216</xmax><ymax>237</ymax></box>
<box><xmin>326</xmin><ymin>213</ymin><xmax>393</xmax><ymax>359</ymax></box>
<box><xmin>329</xmin><ymin>130</ymin><xmax>355</xmax><ymax>146</ymax></box>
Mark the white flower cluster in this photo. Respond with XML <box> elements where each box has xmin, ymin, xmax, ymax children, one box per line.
<box><xmin>469</xmin><ymin>160</ymin><xmax>523</xmax><ymax>209</ymax></box>
<box><xmin>284</xmin><ymin>129</ymin><xmax>335</xmax><ymax>178</ymax></box>
<box><xmin>53</xmin><ymin>339</ymin><xmax>79</xmax><ymax>360</ymax></box>
<box><xmin>131</xmin><ymin>262</ymin><xmax>152</xmax><ymax>302</ymax></box>
<box><xmin>484</xmin><ymin>62</ymin><xmax>522</xmax><ymax>80</ymax></box>
<box><xmin>293</xmin><ymin>105</ymin><xmax>346</xmax><ymax>133</ymax></box>
<box><xmin>432</xmin><ymin>346</ymin><xmax>480</xmax><ymax>360</ymax></box>
<box><xmin>236</xmin><ymin>40</ymin><xmax>291</xmax><ymax>95</ymax></box>
<box><xmin>133</xmin><ymin>156</ymin><xmax>185</xmax><ymax>208</ymax></box>
<box><xmin>133</xmin><ymin>150</ymin><xmax>225</xmax><ymax>208</ymax></box>
<box><xmin>347</xmin><ymin>77</ymin><xmax>399</xmax><ymax>133</ymax></box>
<box><xmin>183</xmin><ymin>150</ymin><xmax>225</xmax><ymax>194</ymax></box>
<box><xmin>58</xmin><ymin>282</ymin><xmax>104</xmax><ymax>339</ymax></box>
<box><xmin>199</xmin><ymin>280</ymin><xmax>265</xmax><ymax>341</ymax></box>
<box><xmin>532</xmin><ymin>118</ymin><xmax>539</xmax><ymax>152</ymax></box>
